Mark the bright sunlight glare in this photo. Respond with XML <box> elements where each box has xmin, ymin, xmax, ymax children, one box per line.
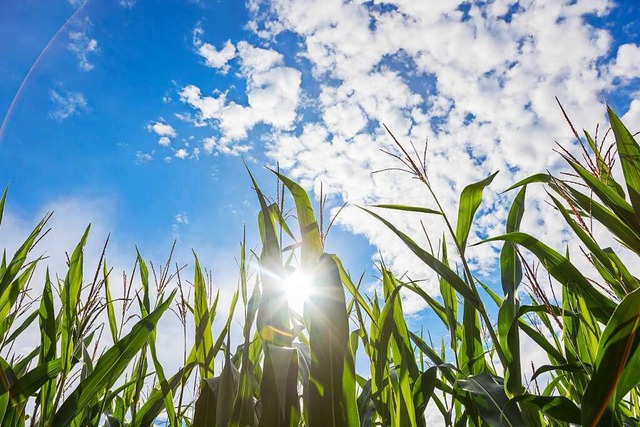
<box><xmin>283</xmin><ymin>270</ymin><xmax>313</xmax><ymax>314</ymax></box>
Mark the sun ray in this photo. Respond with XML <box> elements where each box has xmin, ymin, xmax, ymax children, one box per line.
<box><xmin>282</xmin><ymin>269</ymin><xmax>312</xmax><ymax>315</ymax></box>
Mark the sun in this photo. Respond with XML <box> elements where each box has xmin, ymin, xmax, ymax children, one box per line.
<box><xmin>282</xmin><ymin>269</ymin><xmax>313</xmax><ymax>314</ymax></box>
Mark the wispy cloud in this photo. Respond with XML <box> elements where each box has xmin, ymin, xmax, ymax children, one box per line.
<box><xmin>67</xmin><ymin>18</ymin><xmax>98</xmax><ymax>71</ymax></box>
<box><xmin>172</xmin><ymin>211</ymin><xmax>189</xmax><ymax>234</ymax></box>
<box><xmin>67</xmin><ymin>0</ymin><xmax>86</xmax><ymax>8</ymax></box>
<box><xmin>118</xmin><ymin>0</ymin><xmax>137</xmax><ymax>8</ymax></box>
<box><xmin>135</xmin><ymin>151</ymin><xmax>154</xmax><ymax>164</ymax></box>
<box><xmin>174</xmin><ymin>212</ymin><xmax>189</xmax><ymax>225</ymax></box>
<box><xmin>49</xmin><ymin>86</ymin><xmax>89</xmax><ymax>121</ymax></box>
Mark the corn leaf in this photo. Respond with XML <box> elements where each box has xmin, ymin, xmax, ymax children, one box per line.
<box><xmin>582</xmin><ymin>288</ymin><xmax>640</xmax><ymax>426</ymax></box>
<box><xmin>53</xmin><ymin>290</ymin><xmax>175</xmax><ymax>425</ymax></box>
<box><xmin>609</xmin><ymin>107</ymin><xmax>640</xmax><ymax>218</ymax></box>
<box><xmin>307</xmin><ymin>254</ymin><xmax>358</xmax><ymax>427</ymax></box>
<box><xmin>456</xmin><ymin>171</ymin><xmax>498</xmax><ymax>254</ymax></box>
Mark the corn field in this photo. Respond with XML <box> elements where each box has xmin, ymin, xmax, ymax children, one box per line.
<box><xmin>1</xmin><ymin>107</ymin><xmax>640</xmax><ymax>426</ymax></box>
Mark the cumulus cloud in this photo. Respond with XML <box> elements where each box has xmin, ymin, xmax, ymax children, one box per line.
<box><xmin>178</xmin><ymin>28</ymin><xmax>302</xmax><ymax>155</ymax></box>
<box><xmin>147</xmin><ymin>119</ymin><xmax>177</xmax><ymax>146</ymax></box>
<box><xmin>622</xmin><ymin>98</ymin><xmax>640</xmax><ymax>129</ymax></box>
<box><xmin>193</xmin><ymin>26</ymin><xmax>236</xmax><ymax>72</ymax></box>
<box><xmin>610</xmin><ymin>43</ymin><xmax>640</xmax><ymax>80</ymax></box>
<box><xmin>172</xmin><ymin>0</ymin><xmax>640</xmax><ymax>314</ymax></box>
<box><xmin>174</xmin><ymin>148</ymin><xmax>189</xmax><ymax>159</ymax></box>
<box><xmin>49</xmin><ymin>87</ymin><xmax>89</xmax><ymax>121</ymax></box>
<box><xmin>240</xmin><ymin>0</ymin><xmax>638</xmax><ymax>311</ymax></box>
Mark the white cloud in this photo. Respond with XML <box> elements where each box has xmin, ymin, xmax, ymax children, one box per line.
<box><xmin>118</xmin><ymin>0</ymin><xmax>136</xmax><ymax>8</ymax></box>
<box><xmin>193</xmin><ymin>27</ymin><xmax>237</xmax><ymax>72</ymax></box>
<box><xmin>610</xmin><ymin>43</ymin><xmax>640</xmax><ymax>80</ymax></box>
<box><xmin>174</xmin><ymin>212</ymin><xmax>189</xmax><ymax>225</ymax></box>
<box><xmin>169</xmin><ymin>1</ymin><xmax>640</xmax><ymax>316</ymax></box>
<box><xmin>147</xmin><ymin>119</ymin><xmax>177</xmax><ymax>146</ymax></box>
<box><xmin>135</xmin><ymin>151</ymin><xmax>153</xmax><ymax>164</ymax></box>
<box><xmin>68</xmin><ymin>31</ymin><xmax>98</xmax><ymax>71</ymax></box>
<box><xmin>49</xmin><ymin>87</ymin><xmax>89</xmax><ymax>121</ymax></box>
<box><xmin>202</xmin><ymin>136</ymin><xmax>251</xmax><ymax>156</ymax></box>
<box><xmin>178</xmin><ymin>28</ymin><xmax>302</xmax><ymax>155</ymax></box>
<box><xmin>67</xmin><ymin>0</ymin><xmax>86</xmax><ymax>7</ymax></box>
<box><xmin>147</xmin><ymin>121</ymin><xmax>177</xmax><ymax>137</ymax></box>
<box><xmin>66</xmin><ymin>17</ymin><xmax>98</xmax><ymax>71</ymax></box>
<box><xmin>174</xmin><ymin>148</ymin><xmax>189</xmax><ymax>159</ymax></box>
<box><xmin>236</xmin><ymin>0</ymin><xmax>638</xmax><ymax>313</ymax></box>
<box><xmin>622</xmin><ymin>98</ymin><xmax>640</xmax><ymax>131</ymax></box>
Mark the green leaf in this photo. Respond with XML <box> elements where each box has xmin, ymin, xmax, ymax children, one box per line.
<box><xmin>148</xmin><ymin>310</ymin><xmax>177</xmax><ymax>427</ymax></box>
<box><xmin>0</xmin><ymin>187</ymin><xmax>7</xmax><ymax>228</ymax></box>
<box><xmin>193</xmin><ymin>378</ymin><xmax>218</xmax><ymax>427</ymax></box>
<box><xmin>307</xmin><ymin>254</ymin><xmax>358</xmax><ymax>427</ymax></box>
<box><xmin>216</xmin><ymin>334</ymin><xmax>240</xmax><ymax>427</ymax></box>
<box><xmin>457</xmin><ymin>373</ymin><xmax>525</xmax><ymax>427</ymax></box>
<box><xmin>8</xmin><ymin>358</ymin><xmax>63</xmax><ymax>405</ymax></box>
<box><xmin>456</xmin><ymin>171</ymin><xmax>498</xmax><ymax>254</ymax></box>
<box><xmin>4</xmin><ymin>310</ymin><xmax>38</xmax><ymax>346</ymax></box>
<box><xmin>531</xmin><ymin>362</ymin><xmax>588</xmax><ymax>383</ymax></box>
<box><xmin>583</xmin><ymin>287</ymin><xmax>640</xmax><ymax>426</ymax></box>
<box><xmin>608</xmin><ymin>107</ymin><xmax>640</xmax><ymax>218</ymax></box>
<box><xmin>438</xmin><ymin>237</ymin><xmax>459</xmax><ymax>352</ymax></box>
<box><xmin>584</xmin><ymin>129</ymin><xmax>625</xmax><ymax>197</ymax></box>
<box><xmin>38</xmin><ymin>271</ymin><xmax>56</xmax><ymax>424</ymax></box>
<box><xmin>194</xmin><ymin>254</ymin><xmax>214</xmax><ymax>379</ymax></box>
<box><xmin>103</xmin><ymin>260</ymin><xmax>119</xmax><ymax>343</ymax></box>
<box><xmin>480</xmin><ymin>232</ymin><xmax>615</xmax><ymax>322</ymax></box>
<box><xmin>372</xmin><ymin>204</ymin><xmax>442</xmax><ymax>215</ymax></box>
<box><xmin>513</xmin><ymin>394</ymin><xmax>581</xmax><ymax>424</ymax></box>
<box><xmin>258</xmin><ymin>344</ymin><xmax>300</xmax><ymax>427</ymax></box>
<box><xmin>331</xmin><ymin>255</ymin><xmax>375</xmax><ymax>321</ymax></box>
<box><xmin>61</xmin><ymin>225</ymin><xmax>90</xmax><ymax>375</ymax></box>
<box><xmin>565</xmin><ymin>156</ymin><xmax>640</xmax><ymax>236</ymax></box>
<box><xmin>499</xmin><ymin>186</ymin><xmax>526</xmax><ymax>395</ymax></box>
<box><xmin>53</xmin><ymin>291</ymin><xmax>175</xmax><ymax>425</ymax></box>
<box><xmin>135</xmin><ymin>360</ymin><xmax>197</xmax><ymax>427</ymax></box>
<box><xmin>361</xmin><ymin>207</ymin><xmax>481</xmax><ymax>310</ymax></box>
<box><xmin>272</xmin><ymin>170</ymin><xmax>323</xmax><ymax>268</ymax></box>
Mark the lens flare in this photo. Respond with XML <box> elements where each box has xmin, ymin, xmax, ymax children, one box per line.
<box><xmin>282</xmin><ymin>269</ymin><xmax>312</xmax><ymax>314</ymax></box>
<box><xmin>0</xmin><ymin>0</ymin><xmax>92</xmax><ymax>142</ymax></box>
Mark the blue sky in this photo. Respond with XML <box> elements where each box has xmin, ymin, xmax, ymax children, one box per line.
<box><xmin>0</xmin><ymin>0</ymin><xmax>378</xmax><ymax>281</ymax></box>
<box><xmin>1</xmin><ymin>0</ymin><xmax>640</xmax><ymax>383</ymax></box>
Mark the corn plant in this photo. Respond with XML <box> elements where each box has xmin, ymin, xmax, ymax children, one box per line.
<box><xmin>359</xmin><ymin>106</ymin><xmax>640</xmax><ymax>426</ymax></box>
<box><xmin>0</xmin><ymin>106</ymin><xmax>639</xmax><ymax>427</ymax></box>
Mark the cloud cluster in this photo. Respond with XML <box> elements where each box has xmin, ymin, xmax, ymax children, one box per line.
<box><xmin>172</xmin><ymin>1</ymin><xmax>639</xmax><ymax>318</ymax></box>
<box><xmin>241</xmin><ymin>0</ymin><xmax>639</xmax><ymax>294</ymax></box>
<box><xmin>147</xmin><ymin>119</ymin><xmax>177</xmax><ymax>146</ymax></box>
<box><xmin>178</xmin><ymin>29</ymin><xmax>302</xmax><ymax>155</ymax></box>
